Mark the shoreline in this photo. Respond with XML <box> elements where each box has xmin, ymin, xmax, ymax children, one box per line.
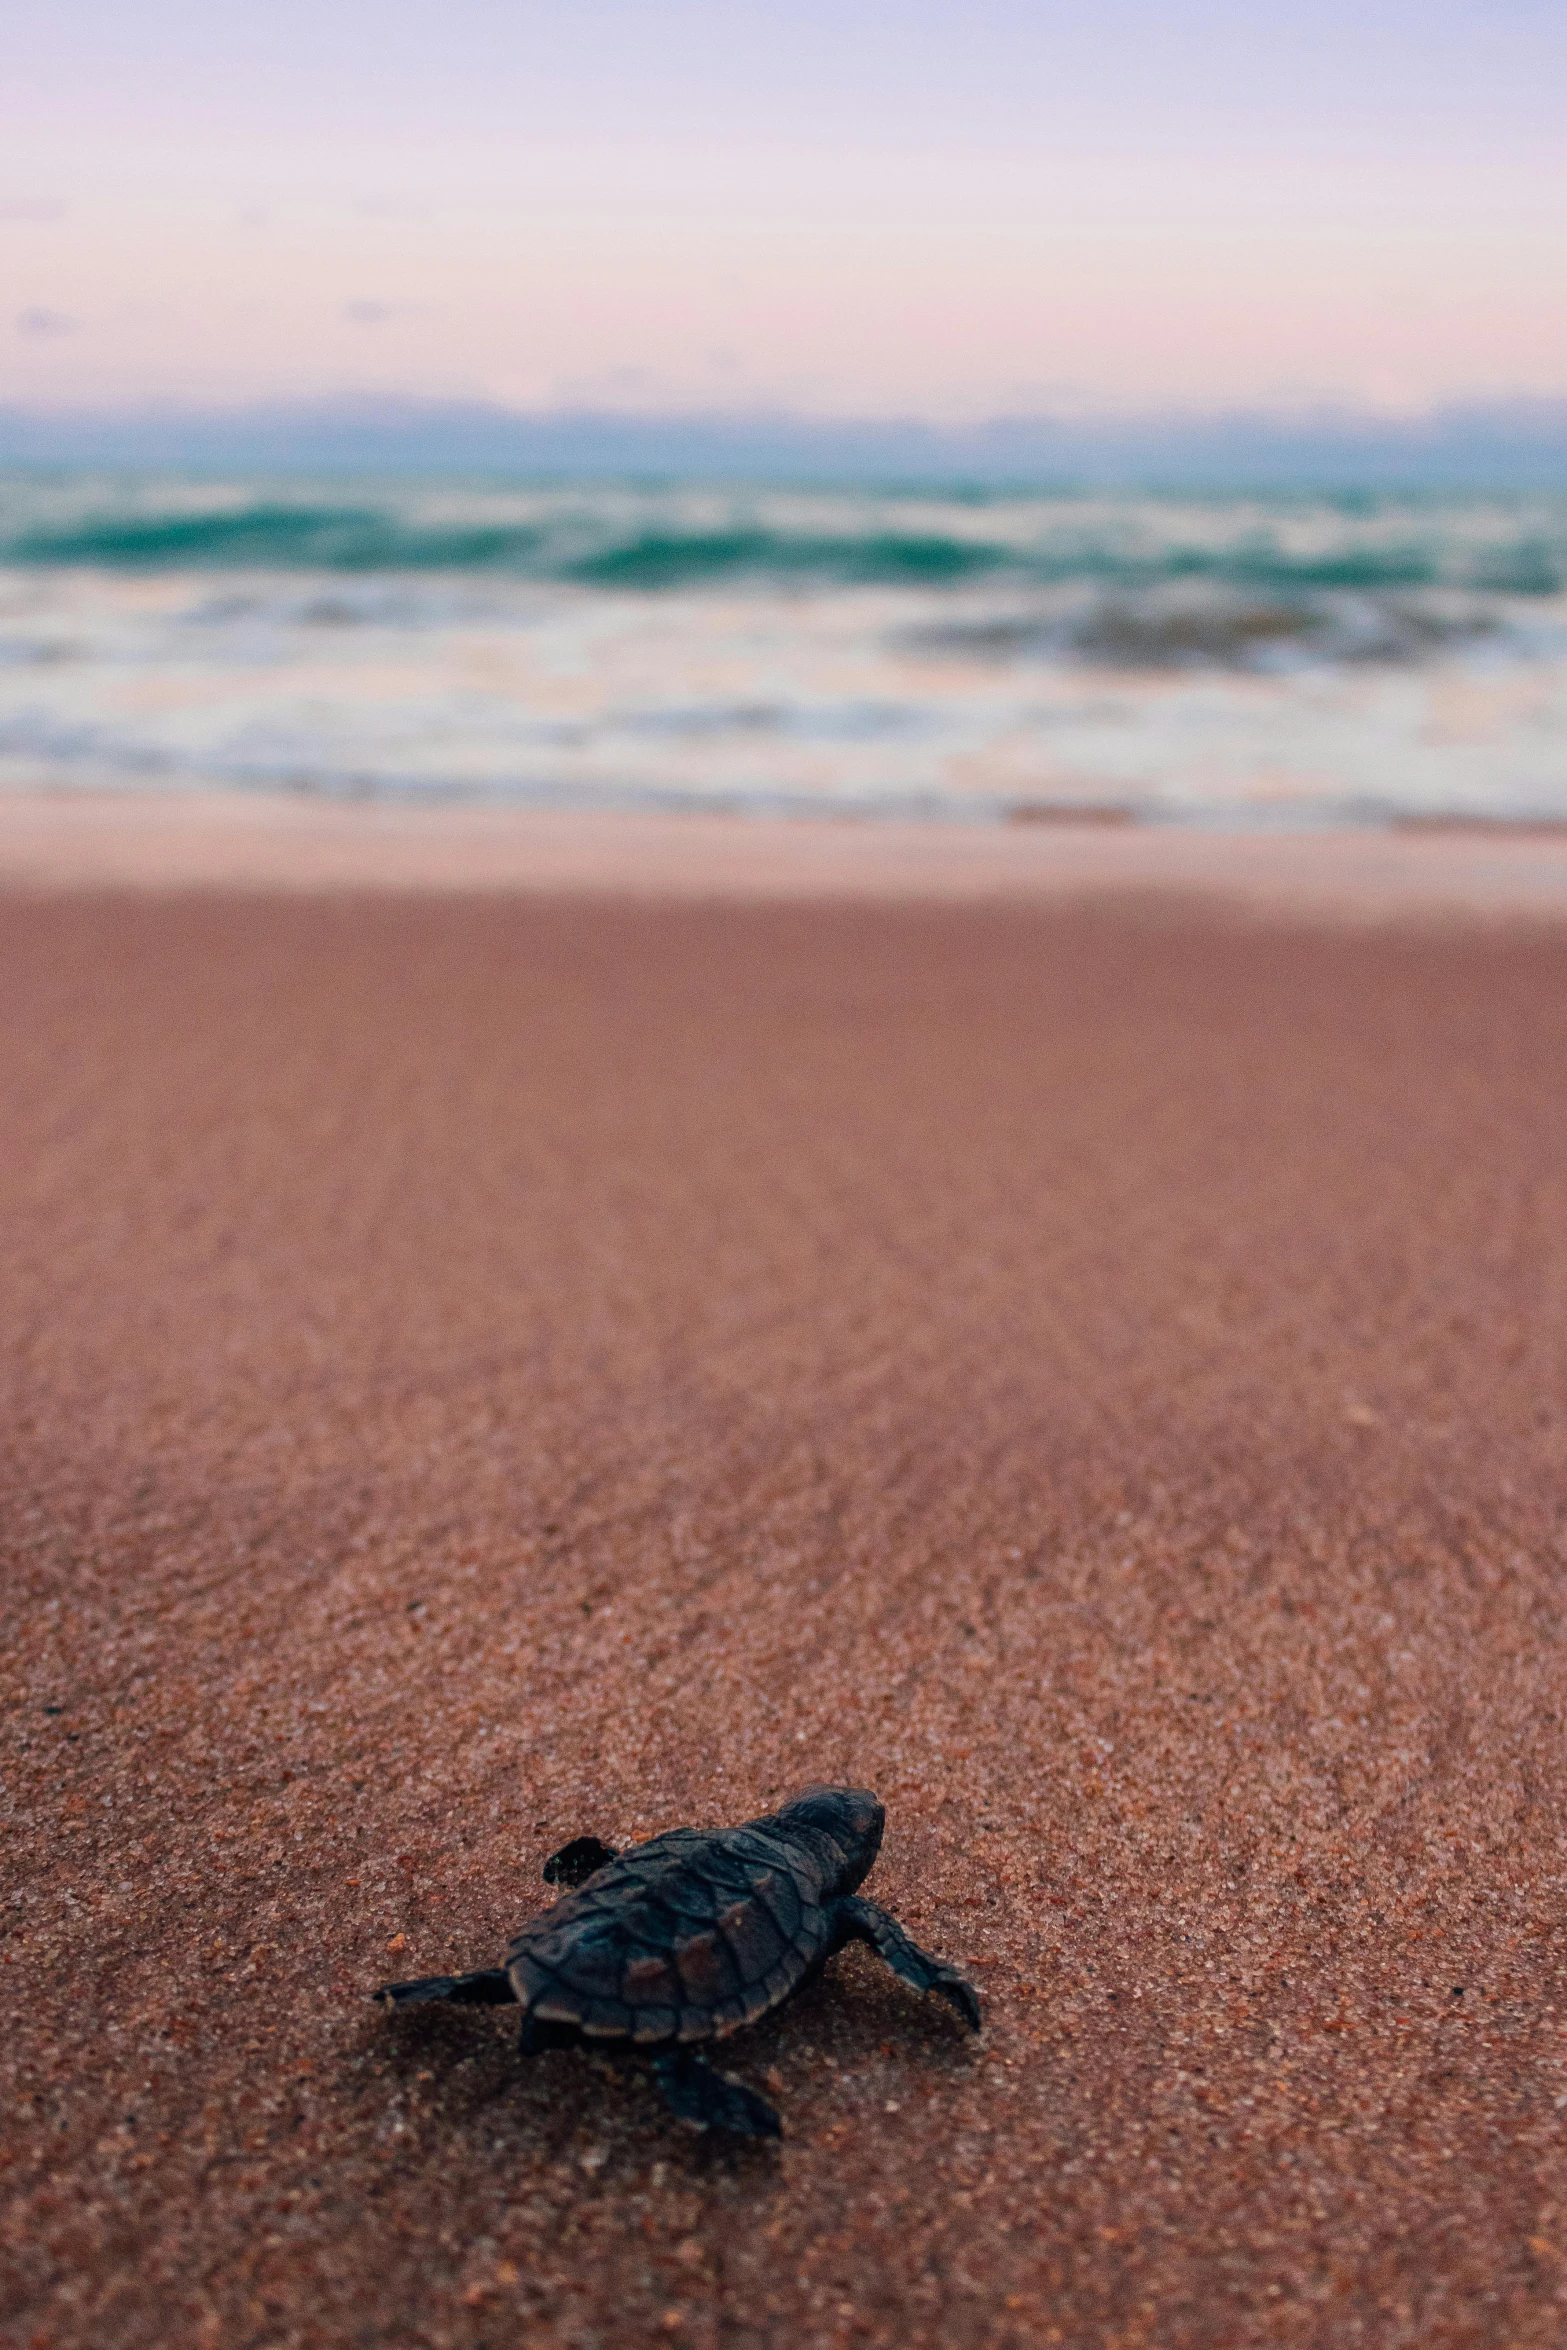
<box><xmin>5</xmin><ymin>783</ymin><xmax>1567</xmax><ymax>918</ymax></box>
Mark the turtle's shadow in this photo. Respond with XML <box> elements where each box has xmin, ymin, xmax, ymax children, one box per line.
<box><xmin>742</xmin><ymin>1946</ymin><xmax>981</xmax><ymax>2091</ymax></box>
<box><xmin>369</xmin><ymin>2004</ymin><xmax>778</xmax><ymax>2176</ymax></box>
<box><xmin>369</xmin><ymin>1947</ymin><xmax>977</xmax><ymax>2177</ymax></box>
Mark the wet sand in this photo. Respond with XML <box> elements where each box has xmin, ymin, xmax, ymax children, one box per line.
<box><xmin>5</xmin><ymin>861</ymin><xmax>1567</xmax><ymax>2348</ymax></box>
<box><xmin>7</xmin><ymin>785</ymin><xmax>1567</xmax><ymax>918</ymax></box>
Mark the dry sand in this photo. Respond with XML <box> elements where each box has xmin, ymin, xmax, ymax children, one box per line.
<box><xmin>4</xmin><ymin>808</ymin><xmax>1567</xmax><ymax>2348</ymax></box>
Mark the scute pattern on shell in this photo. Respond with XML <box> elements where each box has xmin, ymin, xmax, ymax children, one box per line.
<box><xmin>508</xmin><ymin>1821</ymin><xmax>831</xmax><ymax>2044</ymax></box>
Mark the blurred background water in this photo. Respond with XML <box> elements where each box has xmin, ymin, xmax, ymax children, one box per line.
<box><xmin>4</xmin><ymin>473</ymin><xmax>1565</xmax><ymax>826</ymax></box>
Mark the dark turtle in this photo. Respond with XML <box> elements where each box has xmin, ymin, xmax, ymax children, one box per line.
<box><xmin>376</xmin><ymin>1785</ymin><xmax>979</xmax><ymax>2137</ymax></box>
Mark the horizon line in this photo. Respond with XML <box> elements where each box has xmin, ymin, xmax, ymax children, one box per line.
<box><xmin>4</xmin><ymin>391</ymin><xmax>1567</xmax><ymax>490</ymax></box>
<box><xmin>6</xmin><ymin>389</ymin><xmax>1567</xmax><ymax>425</ymax></box>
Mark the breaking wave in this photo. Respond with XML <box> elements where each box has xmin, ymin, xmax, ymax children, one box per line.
<box><xmin>4</xmin><ymin>477</ymin><xmax>1565</xmax><ymax>599</ymax></box>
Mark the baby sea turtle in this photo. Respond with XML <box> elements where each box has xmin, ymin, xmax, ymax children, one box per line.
<box><xmin>376</xmin><ymin>1785</ymin><xmax>979</xmax><ymax>2137</ymax></box>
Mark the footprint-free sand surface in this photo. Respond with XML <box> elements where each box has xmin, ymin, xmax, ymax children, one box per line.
<box><xmin>5</xmin><ymin>785</ymin><xmax>1567</xmax><ymax>919</ymax></box>
<box><xmin>5</xmin><ymin>824</ymin><xmax>1567</xmax><ymax>2347</ymax></box>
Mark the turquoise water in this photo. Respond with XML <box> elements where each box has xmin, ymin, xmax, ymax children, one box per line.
<box><xmin>3</xmin><ymin>475</ymin><xmax>1565</xmax><ymax>825</ymax></box>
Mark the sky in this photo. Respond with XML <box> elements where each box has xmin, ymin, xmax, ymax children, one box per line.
<box><xmin>4</xmin><ymin>0</ymin><xmax>1565</xmax><ymax>418</ymax></box>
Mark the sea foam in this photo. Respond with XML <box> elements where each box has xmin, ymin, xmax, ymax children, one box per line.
<box><xmin>2</xmin><ymin>476</ymin><xmax>1564</xmax><ymax>826</ymax></box>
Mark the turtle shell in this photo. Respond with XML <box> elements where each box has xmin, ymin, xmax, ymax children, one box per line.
<box><xmin>507</xmin><ymin>1817</ymin><xmax>835</xmax><ymax>2045</ymax></box>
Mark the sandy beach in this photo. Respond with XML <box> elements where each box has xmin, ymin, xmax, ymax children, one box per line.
<box><xmin>5</xmin><ymin>797</ymin><xmax>1567</xmax><ymax>2348</ymax></box>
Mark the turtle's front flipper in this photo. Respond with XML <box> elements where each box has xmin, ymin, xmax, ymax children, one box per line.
<box><xmin>376</xmin><ymin>1967</ymin><xmax>516</xmax><ymax>2007</ymax></box>
<box><xmin>542</xmin><ymin>1835</ymin><xmax>619</xmax><ymax>1888</ymax></box>
<box><xmin>652</xmin><ymin>2049</ymin><xmax>782</xmax><ymax>2139</ymax></box>
<box><xmin>831</xmin><ymin>1897</ymin><xmax>981</xmax><ymax>2031</ymax></box>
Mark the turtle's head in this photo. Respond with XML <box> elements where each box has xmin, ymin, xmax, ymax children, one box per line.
<box><xmin>776</xmin><ymin>1785</ymin><xmax>885</xmax><ymax>1895</ymax></box>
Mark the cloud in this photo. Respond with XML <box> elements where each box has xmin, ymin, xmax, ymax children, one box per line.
<box><xmin>16</xmin><ymin>307</ymin><xmax>78</xmax><ymax>336</ymax></box>
<box><xmin>341</xmin><ymin>299</ymin><xmax>429</xmax><ymax>325</ymax></box>
<box><xmin>0</xmin><ymin>201</ymin><xmax>67</xmax><ymax>223</ymax></box>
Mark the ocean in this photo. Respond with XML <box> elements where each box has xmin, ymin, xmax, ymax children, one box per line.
<box><xmin>2</xmin><ymin>473</ymin><xmax>1565</xmax><ymax>827</ymax></box>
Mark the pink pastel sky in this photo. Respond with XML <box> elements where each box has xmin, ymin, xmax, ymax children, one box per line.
<box><xmin>5</xmin><ymin>1</ymin><xmax>1565</xmax><ymax>417</ymax></box>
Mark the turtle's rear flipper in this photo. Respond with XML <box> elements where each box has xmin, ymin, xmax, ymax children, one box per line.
<box><xmin>376</xmin><ymin>1968</ymin><xmax>516</xmax><ymax>2007</ymax></box>
<box><xmin>831</xmin><ymin>1896</ymin><xmax>982</xmax><ymax>2031</ymax></box>
<box><xmin>653</xmin><ymin>2049</ymin><xmax>781</xmax><ymax>2138</ymax></box>
<box><xmin>543</xmin><ymin>1835</ymin><xmax>619</xmax><ymax>1888</ymax></box>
